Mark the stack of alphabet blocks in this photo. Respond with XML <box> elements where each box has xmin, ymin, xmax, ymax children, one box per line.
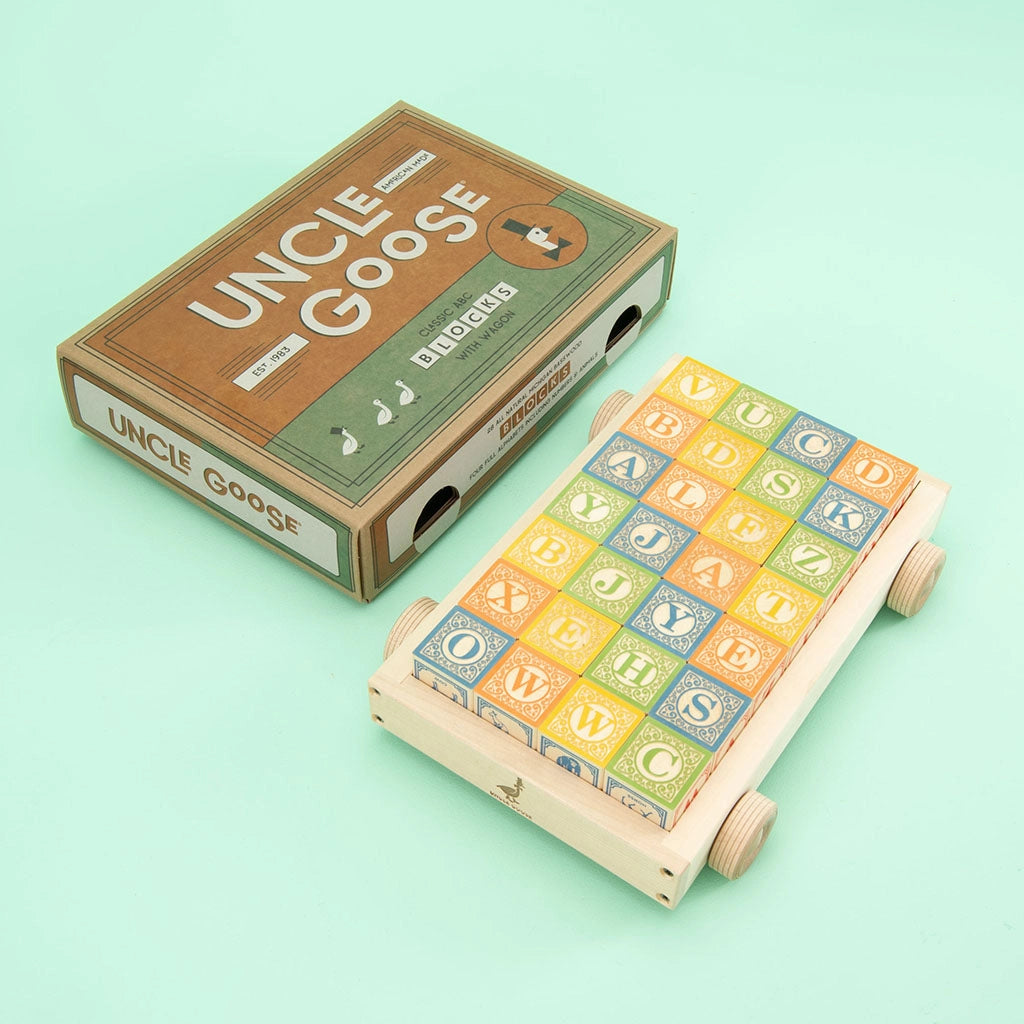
<box><xmin>411</xmin><ymin>357</ymin><xmax>918</xmax><ymax>829</ymax></box>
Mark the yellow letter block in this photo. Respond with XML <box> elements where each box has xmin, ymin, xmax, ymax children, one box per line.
<box><xmin>503</xmin><ymin>515</ymin><xmax>595</xmax><ymax>587</ymax></box>
<box><xmin>540</xmin><ymin>680</ymin><xmax>644</xmax><ymax>788</ymax></box>
<box><xmin>730</xmin><ymin>569</ymin><xmax>822</xmax><ymax>647</ymax></box>
<box><xmin>521</xmin><ymin>594</ymin><xmax>619</xmax><ymax>674</ymax></box>
<box><xmin>679</xmin><ymin>422</ymin><xmax>765</xmax><ymax>488</ymax></box>
<box><xmin>702</xmin><ymin>493</ymin><xmax>793</xmax><ymax>565</ymax></box>
<box><xmin>656</xmin><ymin>356</ymin><xmax>738</xmax><ymax>417</ymax></box>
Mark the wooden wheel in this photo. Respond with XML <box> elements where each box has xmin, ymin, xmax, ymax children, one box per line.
<box><xmin>588</xmin><ymin>389</ymin><xmax>634</xmax><ymax>441</ymax></box>
<box><xmin>886</xmin><ymin>540</ymin><xmax>946</xmax><ymax>617</ymax></box>
<box><xmin>707</xmin><ymin>790</ymin><xmax>778</xmax><ymax>880</ymax></box>
<box><xmin>383</xmin><ymin>597</ymin><xmax>438</xmax><ymax>660</ymax></box>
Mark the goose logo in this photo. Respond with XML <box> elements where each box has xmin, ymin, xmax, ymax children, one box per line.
<box><xmin>487</xmin><ymin>204</ymin><xmax>587</xmax><ymax>269</ymax></box>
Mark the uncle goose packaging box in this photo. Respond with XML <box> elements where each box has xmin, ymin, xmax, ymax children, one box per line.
<box><xmin>57</xmin><ymin>103</ymin><xmax>677</xmax><ymax>601</ymax></box>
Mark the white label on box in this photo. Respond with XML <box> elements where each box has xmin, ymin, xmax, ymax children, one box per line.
<box><xmin>73</xmin><ymin>375</ymin><xmax>340</xmax><ymax>576</ymax></box>
<box><xmin>232</xmin><ymin>333</ymin><xmax>308</xmax><ymax>392</ymax></box>
<box><xmin>373</xmin><ymin>149</ymin><xmax>437</xmax><ymax>194</ymax></box>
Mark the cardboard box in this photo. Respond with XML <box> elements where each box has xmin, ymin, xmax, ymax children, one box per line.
<box><xmin>57</xmin><ymin>103</ymin><xmax>676</xmax><ymax>600</ymax></box>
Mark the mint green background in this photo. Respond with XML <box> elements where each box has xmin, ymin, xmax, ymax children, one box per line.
<box><xmin>2</xmin><ymin>3</ymin><xmax>1020</xmax><ymax>1022</ymax></box>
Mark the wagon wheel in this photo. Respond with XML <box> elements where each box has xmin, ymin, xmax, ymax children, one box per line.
<box><xmin>707</xmin><ymin>790</ymin><xmax>778</xmax><ymax>880</ymax></box>
<box><xmin>383</xmin><ymin>597</ymin><xmax>438</xmax><ymax>660</ymax></box>
<box><xmin>588</xmin><ymin>390</ymin><xmax>634</xmax><ymax>441</ymax></box>
<box><xmin>886</xmin><ymin>541</ymin><xmax>946</xmax><ymax>617</ymax></box>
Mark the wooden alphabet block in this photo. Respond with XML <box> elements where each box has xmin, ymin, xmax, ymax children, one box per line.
<box><xmin>642</xmin><ymin>462</ymin><xmax>730</xmax><ymax>529</ymax></box>
<box><xmin>503</xmin><ymin>514</ymin><xmax>596</xmax><ymax>587</ymax></box>
<box><xmin>713</xmin><ymin>385</ymin><xmax>797</xmax><ymax>446</ymax></box>
<box><xmin>605</xmin><ymin>718</ymin><xmax>712</xmax><ymax>829</ymax></box>
<box><xmin>565</xmin><ymin>548</ymin><xmax>659</xmax><ymax>623</ymax></box>
<box><xmin>521</xmin><ymin>594</ymin><xmax>619</xmax><ymax>674</ymax></box>
<box><xmin>679</xmin><ymin>422</ymin><xmax>765</xmax><ymax>488</ymax></box>
<box><xmin>664</xmin><ymin>534</ymin><xmax>760</xmax><ymax>610</ymax></box>
<box><xmin>702</xmin><ymin>492</ymin><xmax>793</xmax><ymax>565</ymax></box>
<box><xmin>460</xmin><ymin>559</ymin><xmax>556</xmax><ymax>635</ymax></box>
<box><xmin>583</xmin><ymin>628</ymin><xmax>684</xmax><ymax>711</ymax></box>
<box><xmin>738</xmin><ymin>451</ymin><xmax>825</xmax><ymax>519</ymax></box>
<box><xmin>830</xmin><ymin>440</ymin><xmax>918</xmax><ymax>510</ymax></box>
<box><xmin>475</xmin><ymin>643</ymin><xmax>577</xmax><ymax>750</ymax></box>
<box><xmin>544</xmin><ymin>471</ymin><xmax>634</xmax><ymax>542</ymax></box>
<box><xmin>690</xmin><ymin>615</ymin><xmax>788</xmax><ymax>700</ymax></box>
<box><xmin>583</xmin><ymin>432</ymin><xmax>672</xmax><ymax>497</ymax></box>
<box><xmin>540</xmin><ymin>680</ymin><xmax>645</xmax><ymax>788</ymax></box>
<box><xmin>620</xmin><ymin>394</ymin><xmax>705</xmax><ymax>456</ymax></box>
<box><xmin>771</xmin><ymin>414</ymin><xmax>855</xmax><ymax>476</ymax></box>
<box><xmin>656</xmin><ymin>356</ymin><xmax>738</xmax><ymax>417</ymax></box>
<box><xmin>730</xmin><ymin>569</ymin><xmax>823</xmax><ymax>647</ymax></box>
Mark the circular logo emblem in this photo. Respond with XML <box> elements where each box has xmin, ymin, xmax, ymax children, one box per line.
<box><xmin>487</xmin><ymin>204</ymin><xmax>587</xmax><ymax>269</ymax></box>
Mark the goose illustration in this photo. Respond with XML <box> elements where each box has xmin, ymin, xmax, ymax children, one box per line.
<box><xmin>395</xmin><ymin>379</ymin><xmax>416</xmax><ymax>405</ymax></box>
<box><xmin>501</xmin><ymin>218</ymin><xmax>573</xmax><ymax>261</ymax></box>
<box><xmin>496</xmin><ymin>777</ymin><xmax>524</xmax><ymax>801</ymax></box>
<box><xmin>330</xmin><ymin>426</ymin><xmax>358</xmax><ymax>455</ymax></box>
<box><xmin>372</xmin><ymin>399</ymin><xmax>394</xmax><ymax>425</ymax></box>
